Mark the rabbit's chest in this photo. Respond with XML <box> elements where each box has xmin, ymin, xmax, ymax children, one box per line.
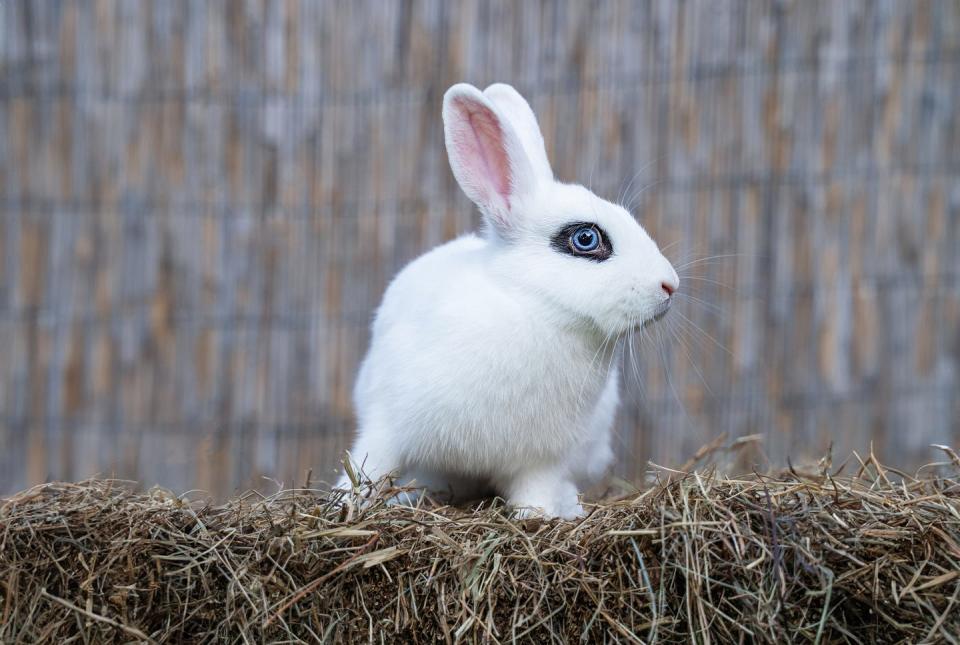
<box><xmin>398</xmin><ymin>326</ymin><xmax>615</xmax><ymax>469</ymax></box>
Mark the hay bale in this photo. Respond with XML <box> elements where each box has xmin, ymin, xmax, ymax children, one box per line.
<box><xmin>2</xmin><ymin>456</ymin><xmax>959</xmax><ymax>643</ymax></box>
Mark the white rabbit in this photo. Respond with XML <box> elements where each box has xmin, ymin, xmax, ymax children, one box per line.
<box><xmin>338</xmin><ymin>82</ymin><xmax>678</xmax><ymax>519</ymax></box>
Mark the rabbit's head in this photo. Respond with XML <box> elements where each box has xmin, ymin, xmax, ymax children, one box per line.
<box><xmin>443</xmin><ymin>83</ymin><xmax>678</xmax><ymax>337</ymax></box>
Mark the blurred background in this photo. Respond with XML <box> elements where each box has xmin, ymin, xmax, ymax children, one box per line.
<box><xmin>1</xmin><ymin>1</ymin><xmax>958</xmax><ymax>498</ymax></box>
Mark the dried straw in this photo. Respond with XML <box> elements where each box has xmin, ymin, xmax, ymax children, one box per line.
<box><xmin>2</xmin><ymin>449</ymin><xmax>959</xmax><ymax>643</ymax></box>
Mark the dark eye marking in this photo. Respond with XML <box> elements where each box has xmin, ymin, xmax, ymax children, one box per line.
<box><xmin>550</xmin><ymin>222</ymin><xmax>613</xmax><ymax>262</ymax></box>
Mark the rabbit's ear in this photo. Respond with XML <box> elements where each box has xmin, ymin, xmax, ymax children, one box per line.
<box><xmin>483</xmin><ymin>84</ymin><xmax>553</xmax><ymax>183</ymax></box>
<box><xmin>443</xmin><ymin>84</ymin><xmax>537</xmax><ymax>235</ymax></box>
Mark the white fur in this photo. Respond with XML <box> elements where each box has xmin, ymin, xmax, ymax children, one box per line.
<box><xmin>338</xmin><ymin>83</ymin><xmax>678</xmax><ymax>519</ymax></box>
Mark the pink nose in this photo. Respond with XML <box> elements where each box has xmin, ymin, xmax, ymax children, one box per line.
<box><xmin>661</xmin><ymin>282</ymin><xmax>676</xmax><ymax>297</ymax></box>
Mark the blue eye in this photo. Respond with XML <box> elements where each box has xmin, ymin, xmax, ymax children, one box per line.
<box><xmin>571</xmin><ymin>226</ymin><xmax>599</xmax><ymax>252</ymax></box>
<box><xmin>551</xmin><ymin>222</ymin><xmax>612</xmax><ymax>261</ymax></box>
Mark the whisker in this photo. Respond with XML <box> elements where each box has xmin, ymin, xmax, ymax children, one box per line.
<box><xmin>654</xmin><ymin>324</ymin><xmax>691</xmax><ymax>429</ymax></box>
<box><xmin>616</xmin><ymin>158</ymin><xmax>659</xmax><ymax>208</ymax></box>
<box><xmin>678</xmin><ymin>275</ymin><xmax>737</xmax><ymax>291</ymax></box>
<box><xmin>675</xmin><ymin>254</ymin><xmax>746</xmax><ymax>271</ymax></box>
<box><xmin>626</xmin><ymin>178</ymin><xmax>662</xmax><ymax>213</ymax></box>
<box><xmin>668</xmin><ymin>324</ymin><xmax>713</xmax><ymax>396</ymax></box>
<box><xmin>617</xmin><ymin>318</ymin><xmax>649</xmax><ymax>463</ymax></box>
<box><xmin>659</xmin><ymin>239</ymin><xmax>682</xmax><ymax>256</ymax></box>
<box><xmin>629</xmin><ymin>319</ymin><xmax>646</xmax><ymax>397</ymax></box>
<box><xmin>616</xmin><ymin>168</ymin><xmax>643</xmax><ymax>207</ymax></box>
<box><xmin>586</xmin><ymin>157</ymin><xmax>599</xmax><ymax>195</ymax></box>
<box><xmin>631</xmin><ymin>318</ymin><xmax>656</xmax><ymax>406</ymax></box>
<box><xmin>676</xmin><ymin>292</ymin><xmax>725</xmax><ymax>315</ymax></box>
<box><xmin>575</xmin><ymin>324</ymin><xmax>618</xmax><ymax>416</ymax></box>
<box><xmin>670</xmin><ymin>317</ymin><xmax>712</xmax><ymax>356</ymax></box>
<box><xmin>667</xmin><ymin>247</ymin><xmax>717</xmax><ymax>272</ymax></box>
<box><xmin>674</xmin><ymin>310</ymin><xmax>734</xmax><ymax>359</ymax></box>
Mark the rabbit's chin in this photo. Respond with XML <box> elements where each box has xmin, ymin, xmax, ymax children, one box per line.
<box><xmin>638</xmin><ymin>299</ymin><xmax>672</xmax><ymax>329</ymax></box>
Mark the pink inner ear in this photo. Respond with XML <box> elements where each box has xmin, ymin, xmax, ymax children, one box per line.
<box><xmin>451</xmin><ymin>98</ymin><xmax>512</xmax><ymax>212</ymax></box>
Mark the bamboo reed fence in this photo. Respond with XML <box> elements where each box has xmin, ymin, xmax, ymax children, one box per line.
<box><xmin>1</xmin><ymin>0</ymin><xmax>958</xmax><ymax>497</ymax></box>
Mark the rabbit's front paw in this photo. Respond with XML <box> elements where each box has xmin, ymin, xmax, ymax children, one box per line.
<box><xmin>512</xmin><ymin>500</ymin><xmax>584</xmax><ymax>520</ymax></box>
<box><xmin>505</xmin><ymin>471</ymin><xmax>584</xmax><ymax>520</ymax></box>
